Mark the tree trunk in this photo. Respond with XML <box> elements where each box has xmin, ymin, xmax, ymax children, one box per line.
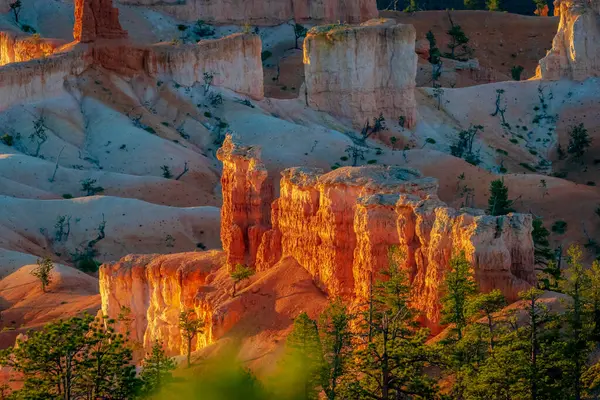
<box><xmin>187</xmin><ymin>337</ymin><xmax>192</xmax><ymax>368</ymax></box>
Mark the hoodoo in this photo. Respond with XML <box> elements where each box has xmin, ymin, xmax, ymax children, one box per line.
<box><xmin>538</xmin><ymin>0</ymin><xmax>600</xmax><ymax>80</ymax></box>
<box><xmin>303</xmin><ymin>19</ymin><xmax>418</xmax><ymax>128</ymax></box>
<box><xmin>74</xmin><ymin>0</ymin><xmax>128</xmax><ymax>43</ymax></box>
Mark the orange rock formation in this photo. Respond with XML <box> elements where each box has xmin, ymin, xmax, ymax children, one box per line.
<box><xmin>303</xmin><ymin>19</ymin><xmax>418</xmax><ymax>128</ymax></box>
<box><xmin>0</xmin><ymin>32</ymin><xmax>64</xmax><ymax>66</ymax></box>
<box><xmin>100</xmin><ymin>251</ymin><xmax>226</xmax><ymax>356</ymax></box>
<box><xmin>73</xmin><ymin>0</ymin><xmax>128</xmax><ymax>43</ymax></box>
<box><xmin>223</xmin><ymin>137</ymin><xmax>536</xmax><ymax>328</ymax></box>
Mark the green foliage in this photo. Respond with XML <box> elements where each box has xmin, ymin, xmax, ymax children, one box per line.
<box><xmin>0</xmin><ymin>315</ymin><xmax>139</xmax><ymax>399</ymax></box>
<box><xmin>230</xmin><ymin>263</ymin><xmax>255</xmax><ymax>296</ymax></box>
<box><xmin>161</xmin><ymin>165</ymin><xmax>173</xmax><ymax>179</ymax></box>
<box><xmin>446</xmin><ymin>18</ymin><xmax>472</xmax><ymax>60</ymax></box>
<box><xmin>275</xmin><ymin>312</ymin><xmax>323</xmax><ymax>400</ymax></box>
<box><xmin>194</xmin><ymin>20</ymin><xmax>215</xmax><ymax>37</ymax></box>
<box><xmin>261</xmin><ymin>50</ymin><xmax>272</xmax><ymax>62</ymax></box>
<box><xmin>450</xmin><ymin>124</ymin><xmax>484</xmax><ymax>165</ymax></box>
<box><xmin>534</xmin><ymin>0</ymin><xmax>547</xmax><ymax>14</ymax></box>
<box><xmin>464</xmin><ymin>0</ymin><xmax>486</xmax><ymax>9</ymax></box>
<box><xmin>487</xmin><ymin>179</ymin><xmax>514</xmax><ymax>216</ymax></box>
<box><xmin>80</xmin><ymin>178</ymin><xmax>104</xmax><ymax>196</ymax></box>
<box><xmin>140</xmin><ymin>341</ymin><xmax>176</xmax><ymax>396</ymax></box>
<box><xmin>348</xmin><ymin>248</ymin><xmax>438</xmax><ymax>399</ymax></box>
<box><xmin>293</xmin><ymin>24</ymin><xmax>308</xmax><ymax>49</ymax></box>
<box><xmin>318</xmin><ymin>299</ymin><xmax>353</xmax><ymax>400</ymax></box>
<box><xmin>532</xmin><ymin>218</ymin><xmax>554</xmax><ymax>266</ymax></box>
<box><xmin>441</xmin><ymin>251</ymin><xmax>478</xmax><ymax>339</ymax></box>
<box><xmin>486</xmin><ymin>0</ymin><xmax>502</xmax><ymax>11</ymax></box>
<box><xmin>511</xmin><ymin>65</ymin><xmax>524</xmax><ymax>81</ymax></box>
<box><xmin>551</xmin><ymin>220</ymin><xmax>568</xmax><ymax>234</ymax></box>
<box><xmin>9</xmin><ymin>0</ymin><xmax>21</xmax><ymax>24</ymax></box>
<box><xmin>179</xmin><ymin>310</ymin><xmax>204</xmax><ymax>368</ymax></box>
<box><xmin>0</xmin><ymin>134</ymin><xmax>14</xmax><ymax>146</ymax></box>
<box><xmin>31</xmin><ymin>257</ymin><xmax>54</xmax><ymax>292</ymax></box>
<box><xmin>568</xmin><ymin>123</ymin><xmax>591</xmax><ymax>158</ymax></box>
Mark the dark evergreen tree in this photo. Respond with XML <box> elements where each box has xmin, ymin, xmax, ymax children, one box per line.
<box><xmin>487</xmin><ymin>179</ymin><xmax>515</xmax><ymax>216</ymax></box>
<box><xmin>441</xmin><ymin>251</ymin><xmax>478</xmax><ymax>340</ymax></box>
<box><xmin>140</xmin><ymin>341</ymin><xmax>176</xmax><ymax>396</ymax></box>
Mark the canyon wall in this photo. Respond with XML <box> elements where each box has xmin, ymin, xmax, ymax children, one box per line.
<box><xmin>0</xmin><ymin>33</ymin><xmax>264</xmax><ymax>111</ymax></box>
<box><xmin>304</xmin><ymin>19</ymin><xmax>418</xmax><ymax>128</ymax></box>
<box><xmin>538</xmin><ymin>0</ymin><xmax>600</xmax><ymax>80</ymax></box>
<box><xmin>99</xmin><ymin>251</ymin><xmax>226</xmax><ymax>357</ymax></box>
<box><xmin>74</xmin><ymin>0</ymin><xmax>128</xmax><ymax>42</ymax></box>
<box><xmin>0</xmin><ymin>52</ymin><xmax>88</xmax><ymax>112</ymax></box>
<box><xmin>116</xmin><ymin>0</ymin><xmax>378</xmax><ymax>24</ymax></box>
<box><xmin>222</xmin><ymin>137</ymin><xmax>535</xmax><ymax>327</ymax></box>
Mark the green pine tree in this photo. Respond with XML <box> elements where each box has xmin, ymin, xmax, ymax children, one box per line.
<box><xmin>318</xmin><ymin>298</ymin><xmax>353</xmax><ymax>400</ymax></box>
<box><xmin>0</xmin><ymin>315</ymin><xmax>139</xmax><ymax>400</ymax></box>
<box><xmin>487</xmin><ymin>179</ymin><xmax>515</xmax><ymax>216</ymax></box>
<box><xmin>140</xmin><ymin>341</ymin><xmax>176</xmax><ymax>396</ymax></box>
<box><xmin>230</xmin><ymin>263</ymin><xmax>255</xmax><ymax>296</ymax></box>
<box><xmin>467</xmin><ymin>289</ymin><xmax>506</xmax><ymax>351</ymax></box>
<box><xmin>179</xmin><ymin>309</ymin><xmax>204</xmax><ymax>368</ymax></box>
<box><xmin>280</xmin><ymin>312</ymin><xmax>323</xmax><ymax>400</ymax></box>
<box><xmin>441</xmin><ymin>251</ymin><xmax>478</xmax><ymax>340</ymax></box>
<box><xmin>349</xmin><ymin>251</ymin><xmax>438</xmax><ymax>399</ymax></box>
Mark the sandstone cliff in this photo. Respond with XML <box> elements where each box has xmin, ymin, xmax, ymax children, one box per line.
<box><xmin>220</xmin><ymin>137</ymin><xmax>536</xmax><ymax>327</ymax></box>
<box><xmin>99</xmin><ymin>251</ymin><xmax>226</xmax><ymax>356</ymax></box>
<box><xmin>74</xmin><ymin>0</ymin><xmax>128</xmax><ymax>43</ymax></box>
<box><xmin>0</xmin><ymin>33</ymin><xmax>264</xmax><ymax>111</ymax></box>
<box><xmin>116</xmin><ymin>0</ymin><xmax>378</xmax><ymax>25</ymax></box>
<box><xmin>538</xmin><ymin>0</ymin><xmax>600</xmax><ymax>80</ymax></box>
<box><xmin>304</xmin><ymin>18</ymin><xmax>417</xmax><ymax>128</ymax></box>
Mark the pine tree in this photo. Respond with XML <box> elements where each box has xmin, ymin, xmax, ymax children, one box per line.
<box><xmin>467</xmin><ymin>289</ymin><xmax>506</xmax><ymax>351</ymax></box>
<box><xmin>559</xmin><ymin>245</ymin><xmax>592</xmax><ymax>400</ymax></box>
<box><xmin>281</xmin><ymin>312</ymin><xmax>323</xmax><ymax>400</ymax></box>
<box><xmin>179</xmin><ymin>309</ymin><xmax>204</xmax><ymax>368</ymax></box>
<box><xmin>446</xmin><ymin>14</ymin><xmax>472</xmax><ymax>61</ymax></box>
<box><xmin>230</xmin><ymin>263</ymin><xmax>255</xmax><ymax>296</ymax></box>
<box><xmin>31</xmin><ymin>256</ymin><xmax>54</xmax><ymax>292</ymax></box>
<box><xmin>441</xmin><ymin>251</ymin><xmax>478</xmax><ymax>340</ymax></box>
<box><xmin>350</xmin><ymin>256</ymin><xmax>438</xmax><ymax>399</ymax></box>
<box><xmin>318</xmin><ymin>298</ymin><xmax>353</xmax><ymax>400</ymax></box>
<box><xmin>568</xmin><ymin>123</ymin><xmax>591</xmax><ymax>159</ymax></box>
<box><xmin>0</xmin><ymin>315</ymin><xmax>139</xmax><ymax>400</ymax></box>
<box><xmin>140</xmin><ymin>341</ymin><xmax>176</xmax><ymax>396</ymax></box>
<box><xmin>486</xmin><ymin>0</ymin><xmax>502</xmax><ymax>11</ymax></box>
<box><xmin>487</xmin><ymin>179</ymin><xmax>515</xmax><ymax>216</ymax></box>
<box><xmin>585</xmin><ymin>260</ymin><xmax>600</xmax><ymax>342</ymax></box>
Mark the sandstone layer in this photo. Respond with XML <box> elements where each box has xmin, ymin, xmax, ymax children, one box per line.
<box><xmin>304</xmin><ymin>19</ymin><xmax>417</xmax><ymax>128</ymax></box>
<box><xmin>0</xmin><ymin>33</ymin><xmax>264</xmax><ymax>112</ymax></box>
<box><xmin>0</xmin><ymin>32</ymin><xmax>64</xmax><ymax>67</ymax></box>
<box><xmin>116</xmin><ymin>0</ymin><xmax>378</xmax><ymax>24</ymax></box>
<box><xmin>99</xmin><ymin>251</ymin><xmax>226</xmax><ymax>357</ymax></box>
<box><xmin>74</xmin><ymin>0</ymin><xmax>128</xmax><ymax>42</ymax></box>
<box><xmin>220</xmin><ymin>137</ymin><xmax>536</xmax><ymax>327</ymax></box>
<box><xmin>538</xmin><ymin>0</ymin><xmax>600</xmax><ymax>80</ymax></box>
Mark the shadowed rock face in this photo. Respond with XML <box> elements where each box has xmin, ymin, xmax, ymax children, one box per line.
<box><xmin>538</xmin><ymin>0</ymin><xmax>600</xmax><ymax>80</ymax></box>
<box><xmin>116</xmin><ymin>0</ymin><xmax>378</xmax><ymax>24</ymax></box>
<box><xmin>74</xmin><ymin>0</ymin><xmax>128</xmax><ymax>43</ymax></box>
<box><xmin>303</xmin><ymin>19</ymin><xmax>418</xmax><ymax>128</ymax></box>
<box><xmin>220</xmin><ymin>136</ymin><xmax>536</xmax><ymax>329</ymax></box>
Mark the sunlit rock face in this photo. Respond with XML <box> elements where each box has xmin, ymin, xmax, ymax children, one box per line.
<box><xmin>303</xmin><ymin>18</ymin><xmax>417</xmax><ymax>128</ymax></box>
<box><xmin>74</xmin><ymin>0</ymin><xmax>128</xmax><ymax>42</ymax></box>
<box><xmin>222</xmin><ymin>137</ymin><xmax>535</xmax><ymax>328</ymax></box>
<box><xmin>116</xmin><ymin>0</ymin><xmax>378</xmax><ymax>24</ymax></box>
<box><xmin>99</xmin><ymin>251</ymin><xmax>226</xmax><ymax>357</ymax></box>
<box><xmin>0</xmin><ymin>32</ymin><xmax>64</xmax><ymax>66</ymax></box>
<box><xmin>538</xmin><ymin>0</ymin><xmax>600</xmax><ymax>80</ymax></box>
<box><xmin>217</xmin><ymin>136</ymin><xmax>274</xmax><ymax>270</ymax></box>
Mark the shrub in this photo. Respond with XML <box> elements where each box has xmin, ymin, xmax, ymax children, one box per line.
<box><xmin>194</xmin><ymin>20</ymin><xmax>215</xmax><ymax>37</ymax></box>
<box><xmin>161</xmin><ymin>165</ymin><xmax>173</xmax><ymax>179</ymax></box>
<box><xmin>204</xmin><ymin>111</ymin><xmax>212</xmax><ymax>118</ymax></box>
<box><xmin>568</xmin><ymin>123</ymin><xmax>591</xmax><ymax>158</ymax></box>
<box><xmin>62</xmin><ymin>194</ymin><xmax>73</xmax><ymax>199</ymax></box>
<box><xmin>519</xmin><ymin>162</ymin><xmax>536</xmax><ymax>172</ymax></box>
<box><xmin>0</xmin><ymin>134</ymin><xmax>13</xmax><ymax>146</ymax></box>
<box><xmin>511</xmin><ymin>65</ymin><xmax>524</xmax><ymax>81</ymax></box>
<box><xmin>367</xmin><ymin>160</ymin><xmax>377</xmax><ymax>164</ymax></box>
<box><xmin>551</xmin><ymin>220</ymin><xmax>567</xmax><ymax>234</ymax></box>
<box><xmin>496</xmin><ymin>148</ymin><xmax>508</xmax><ymax>156</ymax></box>
<box><xmin>261</xmin><ymin>51</ymin><xmax>272</xmax><ymax>62</ymax></box>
